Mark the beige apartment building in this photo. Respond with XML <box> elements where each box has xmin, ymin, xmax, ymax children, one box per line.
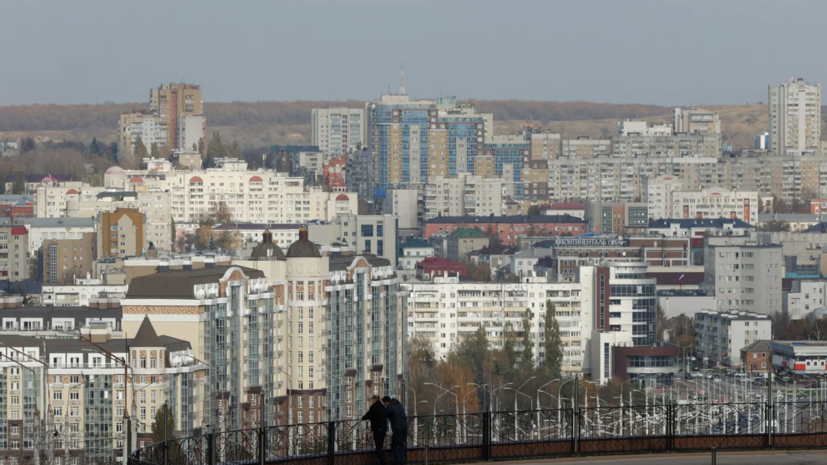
<box><xmin>98</xmin><ymin>208</ymin><xmax>144</xmax><ymax>258</ymax></box>
<box><xmin>42</xmin><ymin>232</ymin><xmax>96</xmax><ymax>284</ymax></box>
<box><xmin>118</xmin><ymin>110</ymin><xmax>167</xmax><ymax>158</ymax></box>
<box><xmin>150</xmin><ymin>83</ymin><xmax>204</xmax><ymax>150</ymax></box>
<box><xmin>0</xmin><ymin>225</ymin><xmax>27</xmax><ymax>281</ymax></box>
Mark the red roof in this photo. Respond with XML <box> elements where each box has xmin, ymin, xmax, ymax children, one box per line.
<box><xmin>249</xmin><ymin>175</ymin><xmax>263</xmax><ymax>182</ymax></box>
<box><xmin>11</xmin><ymin>227</ymin><xmax>26</xmax><ymax>235</ymax></box>
<box><xmin>65</xmin><ymin>189</ymin><xmax>79</xmax><ymax>195</ymax></box>
<box><xmin>104</xmin><ymin>166</ymin><xmax>124</xmax><ymax>174</ymax></box>
<box><xmin>129</xmin><ymin>176</ymin><xmax>144</xmax><ymax>183</ymax></box>
<box><xmin>189</xmin><ymin>176</ymin><xmax>203</xmax><ymax>183</ymax></box>
<box><xmin>335</xmin><ymin>194</ymin><xmax>349</xmax><ymax>201</ymax></box>
<box><xmin>547</xmin><ymin>202</ymin><xmax>585</xmax><ymax>210</ymax></box>
<box><xmin>41</xmin><ymin>175</ymin><xmax>57</xmax><ymax>183</ymax></box>
<box><xmin>416</xmin><ymin>257</ymin><xmax>465</xmax><ymax>268</ymax></box>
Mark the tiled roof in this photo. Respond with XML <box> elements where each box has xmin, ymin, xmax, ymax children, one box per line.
<box><xmin>450</xmin><ymin>228</ymin><xmax>488</xmax><ymax>238</ymax></box>
<box><xmin>401</xmin><ymin>238</ymin><xmax>432</xmax><ymax>249</ymax></box>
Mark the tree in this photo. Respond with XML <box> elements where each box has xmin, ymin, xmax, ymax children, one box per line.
<box><xmin>134</xmin><ymin>136</ymin><xmax>148</xmax><ymax>159</ymax></box>
<box><xmin>197</xmin><ymin>137</ymin><xmax>205</xmax><ymax>154</ymax></box>
<box><xmin>760</xmin><ymin>220</ymin><xmax>790</xmax><ymax>232</ymax></box>
<box><xmin>520</xmin><ymin>309</ymin><xmax>534</xmax><ymax>371</ymax></box>
<box><xmin>229</xmin><ymin>140</ymin><xmax>242</xmax><ymax>159</ymax></box>
<box><xmin>150</xmin><ymin>142</ymin><xmax>161</xmax><ymax>159</ymax></box>
<box><xmin>527</xmin><ymin>205</ymin><xmax>542</xmax><ymax>215</ymax></box>
<box><xmin>215</xmin><ymin>229</ymin><xmax>244</xmax><ymax>254</ymax></box>
<box><xmin>463</xmin><ymin>260</ymin><xmax>492</xmax><ymax>282</ymax></box>
<box><xmin>454</xmin><ymin>327</ymin><xmax>490</xmax><ymax>386</ymax></box>
<box><xmin>358</xmin><ymin>198</ymin><xmax>372</xmax><ymax>215</ymax></box>
<box><xmin>0</xmin><ymin>167</ymin><xmax>6</xmax><ymax>194</ymax></box>
<box><xmin>12</xmin><ymin>172</ymin><xmax>25</xmax><ymax>194</ymax></box>
<box><xmin>19</xmin><ymin>137</ymin><xmax>35</xmax><ymax>154</ymax></box>
<box><xmin>543</xmin><ymin>300</ymin><xmax>563</xmax><ymax>377</ymax></box>
<box><xmin>207</xmin><ymin>132</ymin><xmax>226</xmax><ymax>160</ymax></box>
<box><xmin>213</xmin><ymin>201</ymin><xmax>233</xmax><ymax>223</ymax></box>
<box><xmin>151</xmin><ymin>404</ymin><xmax>177</xmax><ymax>459</ymax></box>
<box><xmin>170</xmin><ymin>218</ymin><xmax>176</xmax><ymax>248</ymax></box>
<box><xmin>28</xmin><ymin>257</ymin><xmax>39</xmax><ymax>280</ymax></box>
<box><xmin>483</xmin><ymin>225</ymin><xmax>502</xmax><ymax>246</ymax></box>
<box><xmin>109</xmin><ymin>141</ymin><xmax>119</xmax><ymax>160</ymax></box>
<box><xmin>502</xmin><ymin>322</ymin><xmax>517</xmax><ymax>369</ymax></box>
<box><xmin>89</xmin><ymin>137</ymin><xmax>101</xmax><ymax>156</ymax></box>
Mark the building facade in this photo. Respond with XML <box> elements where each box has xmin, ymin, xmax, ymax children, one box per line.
<box><xmin>311</xmin><ymin>108</ymin><xmax>365</xmax><ymax>157</ymax></box>
<box><xmin>703</xmin><ymin>238</ymin><xmax>783</xmax><ymax>314</ymax></box>
<box><xmin>42</xmin><ymin>232</ymin><xmax>96</xmax><ymax>284</ymax></box>
<box><xmin>695</xmin><ymin>310</ymin><xmax>773</xmax><ymax>367</ymax></box>
<box><xmin>150</xmin><ymin>83</ymin><xmax>204</xmax><ymax>151</ymax></box>
<box><xmin>0</xmin><ymin>225</ymin><xmax>27</xmax><ymax>282</ymax></box>
<box><xmin>768</xmin><ymin>77</ymin><xmax>821</xmax><ymax>155</ymax></box>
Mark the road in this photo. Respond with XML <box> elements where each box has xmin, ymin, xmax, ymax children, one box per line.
<box><xmin>471</xmin><ymin>451</ymin><xmax>827</xmax><ymax>465</ymax></box>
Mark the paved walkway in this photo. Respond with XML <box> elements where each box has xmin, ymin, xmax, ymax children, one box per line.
<box><xmin>465</xmin><ymin>450</ymin><xmax>827</xmax><ymax>465</ymax></box>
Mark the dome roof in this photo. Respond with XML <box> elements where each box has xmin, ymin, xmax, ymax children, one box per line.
<box><xmin>251</xmin><ymin>228</ymin><xmax>286</xmax><ymax>260</ymax></box>
<box><xmin>190</xmin><ymin>176</ymin><xmax>203</xmax><ymax>183</ymax></box>
<box><xmin>249</xmin><ymin>175</ymin><xmax>263</xmax><ymax>182</ymax></box>
<box><xmin>41</xmin><ymin>175</ymin><xmax>57</xmax><ymax>183</ymax></box>
<box><xmin>335</xmin><ymin>193</ymin><xmax>349</xmax><ymax>201</ymax></box>
<box><xmin>129</xmin><ymin>176</ymin><xmax>144</xmax><ymax>183</ymax></box>
<box><xmin>286</xmin><ymin>228</ymin><xmax>321</xmax><ymax>258</ymax></box>
<box><xmin>66</xmin><ymin>189</ymin><xmax>79</xmax><ymax>195</ymax></box>
<box><xmin>105</xmin><ymin>166</ymin><xmax>124</xmax><ymax>175</ymax></box>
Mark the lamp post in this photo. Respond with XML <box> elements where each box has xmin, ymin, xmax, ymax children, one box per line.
<box><xmin>462</xmin><ymin>383</ymin><xmax>486</xmax><ymax>443</ymax></box>
<box><xmin>424</xmin><ymin>383</ymin><xmax>459</xmax><ymax>444</ymax></box>
<box><xmin>511</xmin><ymin>377</ymin><xmax>535</xmax><ymax>439</ymax></box>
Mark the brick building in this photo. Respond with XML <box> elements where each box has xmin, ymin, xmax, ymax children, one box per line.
<box><xmin>415</xmin><ymin>257</ymin><xmax>467</xmax><ymax>280</ymax></box>
<box><xmin>741</xmin><ymin>340</ymin><xmax>772</xmax><ymax>374</ymax></box>
<box><xmin>424</xmin><ymin>215</ymin><xmax>587</xmax><ymax>246</ymax></box>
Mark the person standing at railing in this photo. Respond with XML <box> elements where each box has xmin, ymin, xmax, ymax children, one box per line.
<box><xmin>383</xmin><ymin>396</ymin><xmax>408</xmax><ymax>465</ymax></box>
<box><xmin>363</xmin><ymin>394</ymin><xmax>388</xmax><ymax>465</ymax></box>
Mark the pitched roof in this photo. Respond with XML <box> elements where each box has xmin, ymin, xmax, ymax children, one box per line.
<box><xmin>132</xmin><ymin>316</ymin><xmax>162</xmax><ymax>347</ymax></box>
<box><xmin>401</xmin><ymin>238</ymin><xmax>432</xmax><ymax>249</ymax></box>
<box><xmin>805</xmin><ymin>222</ymin><xmax>827</xmax><ymax>233</ymax></box>
<box><xmin>426</xmin><ymin>214</ymin><xmax>585</xmax><ymax>224</ymax></box>
<box><xmin>450</xmin><ymin>228</ymin><xmax>488</xmax><ymax>238</ymax></box>
<box><xmin>741</xmin><ymin>340</ymin><xmax>772</xmax><ymax>353</ymax></box>
<box><xmin>126</xmin><ymin>266</ymin><xmax>266</xmax><ymax>299</ymax></box>
<box><xmin>416</xmin><ymin>257</ymin><xmax>465</xmax><ymax>269</ymax></box>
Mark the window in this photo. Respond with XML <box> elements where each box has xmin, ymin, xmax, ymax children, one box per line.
<box><xmin>361</xmin><ymin>225</ymin><xmax>374</xmax><ymax>237</ymax></box>
<box><xmin>54</xmin><ymin>391</ymin><xmax>62</xmax><ymax>400</ymax></box>
<box><xmin>70</xmin><ymin>391</ymin><xmax>79</xmax><ymax>400</ymax></box>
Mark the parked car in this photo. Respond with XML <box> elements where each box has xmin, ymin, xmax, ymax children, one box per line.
<box><xmin>713</xmin><ymin>374</ymin><xmax>721</xmax><ymax>381</ymax></box>
<box><xmin>692</xmin><ymin>366</ymin><xmax>700</xmax><ymax>372</ymax></box>
<box><xmin>684</xmin><ymin>372</ymin><xmax>693</xmax><ymax>380</ymax></box>
<box><xmin>753</xmin><ymin>378</ymin><xmax>767</xmax><ymax>386</ymax></box>
<box><xmin>726</xmin><ymin>370</ymin><xmax>735</xmax><ymax>377</ymax></box>
<box><xmin>705</xmin><ymin>373</ymin><xmax>714</xmax><ymax>380</ymax></box>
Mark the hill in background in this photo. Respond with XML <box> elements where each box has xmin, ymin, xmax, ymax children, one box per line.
<box><xmin>0</xmin><ymin>100</ymin><xmax>779</xmax><ymax>150</ymax></box>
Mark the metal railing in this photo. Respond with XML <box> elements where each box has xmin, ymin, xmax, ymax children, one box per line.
<box><xmin>130</xmin><ymin>400</ymin><xmax>827</xmax><ymax>465</ymax></box>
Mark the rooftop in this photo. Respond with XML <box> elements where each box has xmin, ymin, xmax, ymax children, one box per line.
<box><xmin>215</xmin><ymin>223</ymin><xmax>302</xmax><ymax>231</ymax></box>
<box><xmin>0</xmin><ymin>217</ymin><xmax>95</xmax><ymax>228</ymax></box>
<box><xmin>426</xmin><ymin>214</ymin><xmax>586</xmax><ymax>224</ymax></box>
<box><xmin>329</xmin><ymin>255</ymin><xmax>392</xmax><ymax>271</ymax></box>
<box><xmin>450</xmin><ymin>228</ymin><xmax>488</xmax><ymax>239</ymax></box>
<box><xmin>126</xmin><ymin>266</ymin><xmax>266</xmax><ymax>299</ymax></box>
<box><xmin>696</xmin><ymin>309</ymin><xmax>771</xmax><ymax>320</ymax></box>
<box><xmin>649</xmin><ymin>218</ymin><xmax>753</xmax><ymax>229</ymax></box>
<box><xmin>546</xmin><ymin>203</ymin><xmax>585</xmax><ymax>210</ymax></box>
<box><xmin>804</xmin><ymin>222</ymin><xmax>827</xmax><ymax>233</ymax></box>
<box><xmin>401</xmin><ymin>238</ymin><xmax>433</xmax><ymax>249</ymax></box>
<box><xmin>416</xmin><ymin>257</ymin><xmax>465</xmax><ymax>268</ymax></box>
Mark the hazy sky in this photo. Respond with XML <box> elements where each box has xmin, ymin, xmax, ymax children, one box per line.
<box><xmin>1</xmin><ymin>0</ymin><xmax>825</xmax><ymax>106</ymax></box>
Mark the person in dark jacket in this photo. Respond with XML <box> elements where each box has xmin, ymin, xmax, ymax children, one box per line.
<box><xmin>362</xmin><ymin>395</ymin><xmax>388</xmax><ymax>465</ymax></box>
<box><xmin>383</xmin><ymin>396</ymin><xmax>408</xmax><ymax>465</ymax></box>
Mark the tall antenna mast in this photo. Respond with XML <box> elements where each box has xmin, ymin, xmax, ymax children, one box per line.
<box><xmin>400</xmin><ymin>62</ymin><xmax>406</xmax><ymax>95</ymax></box>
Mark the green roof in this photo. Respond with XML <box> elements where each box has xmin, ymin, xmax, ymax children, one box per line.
<box><xmin>401</xmin><ymin>238</ymin><xmax>432</xmax><ymax>249</ymax></box>
<box><xmin>450</xmin><ymin>228</ymin><xmax>488</xmax><ymax>239</ymax></box>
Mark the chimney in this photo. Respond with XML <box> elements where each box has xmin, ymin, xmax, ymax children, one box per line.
<box><xmin>298</xmin><ymin>227</ymin><xmax>309</xmax><ymax>241</ymax></box>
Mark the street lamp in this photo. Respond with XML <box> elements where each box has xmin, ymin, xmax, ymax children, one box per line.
<box><xmin>463</xmin><ymin>383</ymin><xmax>487</xmax><ymax>415</ymax></box>
<box><xmin>490</xmin><ymin>383</ymin><xmax>513</xmax><ymax>413</ymax></box>
<box><xmin>424</xmin><ymin>383</ymin><xmax>459</xmax><ymax>444</ymax></box>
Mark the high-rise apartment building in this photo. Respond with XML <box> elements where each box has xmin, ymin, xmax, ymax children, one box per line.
<box><xmin>42</xmin><ymin>232</ymin><xmax>96</xmax><ymax>284</ymax></box>
<box><xmin>0</xmin><ymin>225</ymin><xmax>27</xmax><ymax>281</ymax></box>
<box><xmin>118</xmin><ymin>110</ymin><xmax>167</xmax><ymax>157</ymax></box>
<box><xmin>311</xmin><ymin>108</ymin><xmax>365</xmax><ymax>157</ymax></box>
<box><xmin>150</xmin><ymin>83</ymin><xmax>205</xmax><ymax>150</ymax></box>
<box><xmin>98</xmin><ymin>208</ymin><xmax>144</xmax><ymax>258</ymax></box>
<box><xmin>768</xmin><ymin>78</ymin><xmax>821</xmax><ymax>155</ymax></box>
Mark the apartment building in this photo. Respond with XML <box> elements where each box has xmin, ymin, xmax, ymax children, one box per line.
<box><xmin>405</xmin><ymin>261</ymin><xmax>657</xmax><ymax>371</ymax></box>
<box><xmin>104</xmin><ymin>162</ymin><xmax>358</xmax><ymax>225</ymax></box>
<box><xmin>118</xmin><ymin>110</ymin><xmax>167</xmax><ymax>157</ymax></box>
<box><xmin>0</xmin><ymin>225</ymin><xmax>27</xmax><ymax>281</ymax></box>
<box><xmin>121</xmin><ymin>229</ymin><xmax>407</xmax><ymax>426</ymax></box>
<box><xmin>41</xmin><ymin>232</ymin><xmax>96</xmax><ymax>284</ymax></box>
<box><xmin>424</xmin><ymin>215</ymin><xmax>587</xmax><ymax>246</ymax></box>
<box><xmin>345</xmin><ymin>147</ymin><xmax>374</xmax><ymax>203</ymax></box>
<box><xmin>672</xmin><ymin>107</ymin><xmax>721</xmax><ymax>135</ymax></box>
<box><xmin>399</xmin><ymin>238</ymin><xmax>435</xmax><ymax>270</ymax></box>
<box><xmin>612</xmin><ymin>132</ymin><xmax>721</xmax><ymax>159</ymax></box>
<box><xmin>561</xmin><ymin>137</ymin><xmax>612</xmax><ymax>159</ymax></box>
<box><xmin>768</xmin><ymin>77</ymin><xmax>821</xmax><ymax>155</ymax></box>
<box><xmin>589</xmin><ymin>202</ymin><xmax>649</xmax><ymax>235</ymax></box>
<box><xmin>703</xmin><ymin>237</ymin><xmax>783</xmax><ymax>314</ymax></box>
<box><xmin>422</xmin><ymin>172</ymin><xmax>513</xmax><ymax>221</ymax></box>
<box><xmin>649</xmin><ymin>186</ymin><xmax>760</xmax><ymax>225</ymax></box>
<box><xmin>150</xmin><ymin>83</ymin><xmax>204</xmax><ymax>150</ymax></box>
<box><xmin>311</xmin><ymin>107</ymin><xmax>365</xmax><ymax>157</ymax></box>
<box><xmin>786</xmin><ymin>280</ymin><xmax>827</xmax><ymax>320</ymax></box>
<box><xmin>98</xmin><ymin>208</ymin><xmax>144</xmax><ymax>258</ymax></box>
<box><xmin>41</xmin><ymin>276</ymin><xmax>127</xmax><ymax>307</ymax></box>
<box><xmin>446</xmin><ymin>228</ymin><xmax>489</xmax><ymax>262</ymax></box>
<box><xmin>0</xmin><ymin>218</ymin><xmax>96</xmax><ymax>258</ymax></box>
<box><xmin>383</xmin><ymin>188</ymin><xmax>420</xmax><ymax>230</ymax></box>
<box><xmin>482</xmin><ymin>135</ymin><xmax>529</xmax><ymax>199</ymax></box>
<box><xmin>694</xmin><ymin>310</ymin><xmax>772</xmax><ymax>366</ymax></box>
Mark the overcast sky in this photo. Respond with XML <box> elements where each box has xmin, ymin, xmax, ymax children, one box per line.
<box><xmin>1</xmin><ymin>0</ymin><xmax>824</xmax><ymax>106</ymax></box>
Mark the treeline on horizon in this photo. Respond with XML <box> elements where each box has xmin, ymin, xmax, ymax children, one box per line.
<box><xmin>0</xmin><ymin>99</ymin><xmax>673</xmax><ymax>133</ymax></box>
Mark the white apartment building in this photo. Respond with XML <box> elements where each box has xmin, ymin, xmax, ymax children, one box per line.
<box><xmin>383</xmin><ymin>188</ymin><xmax>420</xmax><ymax>230</ymax></box>
<box><xmin>422</xmin><ymin>173</ymin><xmax>512</xmax><ymax>221</ymax></box>
<box><xmin>311</xmin><ymin>107</ymin><xmax>365</xmax><ymax>157</ymax></box>
<box><xmin>0</xmin><ymin>217</ymin><xmax>96</xmax><ymax>257</ymax></box>
<box><xmin>648</xmin><ymin>186</ymin><xmax>760</xmax><ymax>225</ymax></box>
<box><xmin>769</xmin><ymin>77</ymin><xmax>821</xmax><ymax>155</ymax></box>
<box><xmin>405</xmin><ymin>262</ymin><xmax>658</xmax><ymax>374</ymax></box>
<box><xmin>179</xmin><ymin>114</ymin><xmax>205</xmax><ymax>152</ymax></box>
<box><xmin>786</xmin><ymin>280</ymin><xmax>827</xmax><ymax>320</ymax></box>
<box><xmin>616</xmin><ymin>120</ymin><xmax>672</xmax><ymax>136</ymax></box>
<box><xmin>103</xmin><ymin>161</ymin><xmax>358</xmax><ymax>225</ymax></box>
<box><xmin>42</xmin><ymin>276</ymin><xmax>128</xmax><ymax>307</ymax></box>
<box><xmin>695</xmin><ymin>310</ymin><xmax>773</xmax><ymax>366</ymax></box>
<box><xmin>673</xmin><ymin>108</ymin><xmax>721</xmax><ymax>135</ymax></box>
<box><xmin>118</xmin><ymin>111</ymin><xmax>167</xmax><ymax>156</ymax></box>
<box><xmin>703</xmin><ymin>237</ymin><xmax>783</xmax><ymax>314</ymax></box>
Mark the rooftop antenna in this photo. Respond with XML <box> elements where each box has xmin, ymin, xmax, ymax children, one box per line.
<box><xmin>400</xmin><ymin>62</ymin><xmax>406</xmax><ymax>95</ymax></box>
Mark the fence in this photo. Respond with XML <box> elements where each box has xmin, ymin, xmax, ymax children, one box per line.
<box><xmin>130</xmin><ymin>400</ymin><xmax>827</xmax><ymax>465</ymax></box>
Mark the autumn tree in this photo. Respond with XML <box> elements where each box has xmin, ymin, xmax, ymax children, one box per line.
<box><xmin>462</xmin><ymin>260</ymin><xmax>492</xmax><ymax>282</ymax></box>
<box><xmin>134</xmin><ymin>136</ymin><xmax>148</xmax><ymax>159</ymax></box>
<box><xmin>543</xmin><ymin>300</ymin><xmax>563</xmax><ymax>377</ymax></box>
<box><xmin>454</xmin><ymin>327</ymin><xmax>490</xmax><ymax>387</ymax></box>
<box><xmin>213</xmin><ymin>201</ymin><xmax>233</xmax><ymax>223</ymax></box>
<box><xmin>502</xmin><ymin>321</ymin><xmax>517</xmax><ymax>369</ymax></box>
<box><xmin>151</xmin><ymin>404</ymin><xmax>178</xmax><ymax>460</ymax></box>
<box><xmin>207</xmin><ymin>132</ymin><xmax>226</xmax><ymax>160</ymax></box>
<box><xmin>483</xmin><ymin>224</ymin><xmax>502</xmax><ymax>246</ymax></box>
<box><xmin>527</xmin><ymin>205</ymin><xmax>542</xmax><ymax>215</ymax></box>
<box><xmin>760</xmin><ymin>220</ymin><xmax>790</xmax><ymax>232</ymax></box>
<box><xmin>150</xmin><ymin>142</ymin><xmax>161</xmax><ymax>159</ymax></box>
<box><xmin>19</xmin><ymin>137</ymin><xmax>35</xmax><ymax>154</ymax></box>
<box><xmin>215</xmin><ymin>229</ymin><xmax>244</xmax><ymax>254</ymax></box>
<box><xmin>0</xmin><ymin>167</ymin><xmax>6</xmax><ymax>194</ymax></box>
<box><xmin>229</xmin><ymin>140</ymin><xmax>242</xmax><ymax>159</ymax></box>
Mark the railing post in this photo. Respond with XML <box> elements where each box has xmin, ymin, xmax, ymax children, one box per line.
<box><xmin>207</xmin><ymin>432</ymin><xmax>215</xmax><ymax>465</ymax></box>
<box><xmin>482</xmin><ymin>411</ymin><xmax>490</xmax><ymax>461</ymax></box>
<box><xmin>327</xmin><ymin>421</ymin><xmax>335</xmax><ymax>465</ymax></box>
<box><xmin>258</xmin><ymin>425</ymin><xmax>266</xmax><ymax>465</ymax></box>
<box><xmin>571</xmin><ymin>408</ymin><xmax>578</xmax><ymax>455</ymax></box>
<box><xmin>766</xmin><ymin>393</ymin><xmax>773</xmax><ymax>448</ymax></box>
<box><xmin>163</xmin><ymin>438</ymin><xmax>169</xmax><ymax>465</ymax></box>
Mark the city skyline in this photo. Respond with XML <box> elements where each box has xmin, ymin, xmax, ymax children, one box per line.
<box><xmin>1</xmin><ymin>0</ymin><xmax>826</xmax><ymax>106</ymax></box>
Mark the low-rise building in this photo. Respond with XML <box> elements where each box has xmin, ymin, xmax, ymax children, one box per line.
<box><xmin>424</xmin><ymin>215</ymin><xmax>587</xmax><ymax>246</ymax></box>
<box><xmin>694</xmin><ymin>310</ymin><xmax>773</xmax><ymax>367</ymax></box>
<box><xmin>41</xmin><ymin>275</ymin><xmax>128</xmax><ymax>306</ymax></box>
<box><xmin>41</xmin><ymin>232</ymin><xmax>97</xmax><ymax>284</ymax></box>
<box><xmin>741</xmin><ymin>340</ymin><xmax>773</xmax><ymax>375</ymax></box>
<box><xmin>785</xmin><ymin>280</ymin><xmax>827</xmax><ymax>320</ymax></box>
<box><xmin>770</xmin><ymin>340</ymin><xmax>827</xmax><ymax>375</ymax></box>
<box><xmin>399</xmin><ymin>238</ymin><xmax>435</xmax><ymax>270</ymax></box>
<box><xmin>446</xmin><ymin>228</ymin><xmax>489</xmax><ymax>262</ymax></box>
<box><xmin>415</xmin><ymin>257</ymin><xmax>466</xmax><ymax>280</ymax></box>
